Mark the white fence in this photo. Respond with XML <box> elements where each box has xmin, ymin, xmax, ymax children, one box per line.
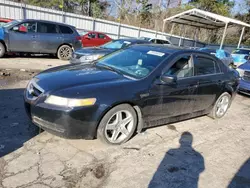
<box><xmin>0</xmin><ymin>0</ymin><xmax>205</xmax><ymax>47</ymax></box>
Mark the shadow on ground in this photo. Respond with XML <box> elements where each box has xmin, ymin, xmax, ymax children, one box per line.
<box><xmin>148</xmin><ymin>132</ymin><xmax>205</xmax><ymax>188</ymax></box>
<box><xmin>228</xmin><ymin>157</ymin><xmax>250</xmax><ymax>188</ymax></box>
<box><xmin>4</xmin><ymin>53</ymin><xmax>57</xmax><ymax>59</ymax></box>
<box><xmin>0</xmin><ymin>88</ymin><xmax>39</xmax><ymax>157</ymax></box>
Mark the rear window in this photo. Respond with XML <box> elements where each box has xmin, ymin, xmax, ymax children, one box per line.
<box><xmin>59</xmin><ymin>25</ymin><xmax>73</xmax><ymax>34</ymax></box>
<box><xmin>232</xmin><ymin>49</ymin><xmax>250</xmax><ymax>55</ymax></box>
<box><xmin>194</xmin><ymin>57</ymin><xmax>220</xmax><ymax>76</ymax></box>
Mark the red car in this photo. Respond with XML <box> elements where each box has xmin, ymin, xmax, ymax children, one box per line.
<box><xmin>80</xmin><ymin>31</ymin><xmax>112</xmax><ymax>47</ymax></box>
<box><xmin>0</xmin><ymin>18</ymin><xmax>13</xmax><ymax>26</ymax></box>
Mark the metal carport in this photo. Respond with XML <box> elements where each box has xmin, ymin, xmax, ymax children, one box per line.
<box><xmin>162</xmin><ymin>8</ymin><xmax>250</xmax><ymax>49</ymax></box>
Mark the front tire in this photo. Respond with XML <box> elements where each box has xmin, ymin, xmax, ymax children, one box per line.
<box><xmin>57</xmin><ymin>45</ymin><xmax>72</xmax><ymax>60</ymax></box>
<box><xmin>208</xmin><ymin>92</ymin><xmax>231</xmax><ymax>119</ymax></box>
<box><xmin>97</xmin><ymin>104</ymin><xmax>137</xmax><ymax>145</ymax></box>
<box><xmin>0</xmin><ymin>42</ymin><xmax>6</xmax><ymax>58</ymax></box>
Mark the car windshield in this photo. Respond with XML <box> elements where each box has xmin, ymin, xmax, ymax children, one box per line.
<box><xmin>2</xmin><ymin>20</ymin><xmax>19</xmax><ymax>28</ymax></box>
<box><xmin>232</xmin><ymin>49</ymin><xmax>250</xmax><ymax>55</ymax></box>
<box><xmin>101</xmin><ymin>40</ymin><xmax>132</xmax><ymax>50</ymax></box>
<box><xmin>96</xmin><ymin>47</ymin><xmax>168</xmax><ymax>79</ymax></box>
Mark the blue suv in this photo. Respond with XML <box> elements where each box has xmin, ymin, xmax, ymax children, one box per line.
<box><xmin>0</xmin><ymin>19</ymin><xmax>81</xmax><ymax>60</ymax></box>
<box><xmin>237</xmin><ymin>62</ymin><xmax>250</xmax><ymax>95</ymax></box>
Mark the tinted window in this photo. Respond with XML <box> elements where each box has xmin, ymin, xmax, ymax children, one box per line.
<box><xmin>98</xmin><ymin>34</ymin><xmax>106</xmax><ymax>39</ymax></box>
<box><xmin>232</xmin><ymin>49</ymin><xmax>250</xmax><ymax>54</ymax></box>
<box><xmin>88</xmin><ymin>33</ymin><xmax>96</xmax><ymax>38</ymax></box>
<box><xmin>155</xmin><ymin>40</ymin><xmax>163</xmax><ymax>44</ymax></box>
<box><xmin>161</xmin><ymin>40</ymin><xmax>170</xmax><ymax>44</ymax></box>
<box><xmin>97</xmin><ymin>47</ymin><xmax>168</xmax><ymax>79</ymax></box>
<box><xmin>166</xmin><ymin>56</ymin><xmax>193</xmax><ymax>78</ymax></box>
<box><xmin>37</xmin><ymin>22</ymin><xmax>58</xmax><ymax>33</ymax></box>
<box><xmin>59</xmin><ymin>25</ymin><xmax>73</xmax><ymax>34</ymax></box>
<box><xmin>194</xmin><ymin>57</ymin><xmax>220</xmax><ymax>76</ymax></box>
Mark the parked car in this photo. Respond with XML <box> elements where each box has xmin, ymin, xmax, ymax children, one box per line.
<box><xmin>81</xmin><ymin>31</ymin><xmax>112</xmax><ymax>47</ymax></box>
<box><xmin>140</xmin><ymin>37</ymin><xmax>172</xmax><ymax>45</ymax></box>
<box><xmin>0</xmin><ymin>18</ymin><xmax>13</xmax><ymax>27</ymax></box>
<box><xmin>199</xmin><ymin>48</ymin><xmax>235</xmax><ymax>68</ymax></box>
<box><xmin>24</xmin><ymin>44</ymin><xmax>239</xmax><ymax>144</ymax></box>
<box><xmin>237</xmin><ymin>62</ymin><xmax>250</xmax><ymax>95</ymax></box>
<box><xmin>231</xmin><ymin>48</ymin><xmax>250</xmax><ymax>67</ymax></box>
<box><xmin>70</xmin><ymin>38</ymin><xmax>151</xmax><ymax>64</ymax></box>
<box><xmin>0</xmin><ymin>19</ymin><xmax>81</xmax><ymax>60</ymax></box>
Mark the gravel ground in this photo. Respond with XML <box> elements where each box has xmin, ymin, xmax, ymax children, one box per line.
<box><xmin>0</xmin><ymin>57</ymin><xmax>250</xmax><ymax>188</ymax></box>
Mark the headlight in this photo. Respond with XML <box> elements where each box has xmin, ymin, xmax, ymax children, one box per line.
<box><xmin>236</xmin><ymin>68</ymin><xmax>245</xmax><ymax>77</ymax></box>
<box><xmin>80</xmin><ymin>54</ymin><xmax>104</xmax><ymax>62</ymax></box>
<box><xmin>45</xmin><ymin>95</ymin><xmax>96</xmax><ymax>107</ymax></box>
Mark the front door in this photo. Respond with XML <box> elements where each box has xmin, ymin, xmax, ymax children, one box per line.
<box><xmin>143</xmin><ymin>55</ymin><xmax>199</xmax><ymax>126</ymax></box>
<box><xmin>8</xmin><ymin>21</ymin><xmax>38</xmax><ymax>52</ymax></box>
<box><xmin>82</xmin><ymin>32</ymin><xmax>97</xmax><ymax>47</ymax></box>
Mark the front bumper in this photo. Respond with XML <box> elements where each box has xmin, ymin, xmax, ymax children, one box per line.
<box><xmin>238</xmin><ymin>79</ymin><xmax>250</xmax><ymax>96</ymax></box>
<box><xmin>24</xmin><ymin>91</ymin><xmax>107</xmax><ymax>139</ymax></box>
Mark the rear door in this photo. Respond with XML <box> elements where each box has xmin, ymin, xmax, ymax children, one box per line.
<box><xmin>36</xmin><ymin>22</ymin><xmax>62</xmax><ymax>53</ymax></box>
<box><xmin>192</xmin><ymin>54</ymin><xmax>224</xmax><ymax>112</ymax></box>
<box><xmin>97</xmin><ymin>33</ymin><xmax>110</xmax><ymax>46</ymax></box>
<box><xmin>8</xmin><ymin>21</ymin><xmax>38</xmax><ymax>52</ymax></box>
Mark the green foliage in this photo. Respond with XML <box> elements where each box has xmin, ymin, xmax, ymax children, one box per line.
<box><xmin>190</xmin><ymin>0</ymin><xmax>234</xmax><ymax>16</ymax></box>
<box><xmin>136</xmin><ymin>0</ymin><xmax>152</xmax><ymax>25</ymax></box>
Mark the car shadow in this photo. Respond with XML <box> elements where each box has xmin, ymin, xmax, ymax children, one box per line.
<box><xmin>0</xmin><ymin>88</ymin><xmax>39</xmax><ymax>157</ymax></box>
<box><xmin>228</xmin><ymin>157</ymin><xmax>250</xmax><ymax>188</ymax></box>
<box><xmin>148</xmin><ymin>132</ymin><xmax>205</xmax><ymax>188</ymax></box>
<box><xmin>4</xmin><ymin>53</ymin><xmax>57</xmax><ymax>59</ymax></box>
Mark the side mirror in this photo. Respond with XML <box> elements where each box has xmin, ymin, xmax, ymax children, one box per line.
<box><xmin>161</xmin><ymin>75</ymin><xmax>177</xmax><ymax>84</ymax></box>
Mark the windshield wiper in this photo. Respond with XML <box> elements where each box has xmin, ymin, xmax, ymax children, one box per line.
<box><xmin>96</xmin><ymin>64</ymin><xmax>124</xmax><ymax>76</ymax></box>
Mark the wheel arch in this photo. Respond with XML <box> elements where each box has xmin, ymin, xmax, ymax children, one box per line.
<box><xmin>0</xmin><ymin>40</ymin><xmax>7</xmax><ymax>51</ymax></box>
<box><xmin>57</xmin><ymin>43</ymin><xmax>72</xmax><ymax>53</ymax></box>
<box><xmin>94</xmin><ymin>101</ymin><xmax>144</xmax><ymax>138</ymax></box>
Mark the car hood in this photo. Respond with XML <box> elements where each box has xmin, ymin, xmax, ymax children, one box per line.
<box><xmin>0</xmin><ymin>27</ymin><xmax>4</xmax><ymax>40</ymax></box>
<box><xmin>35</xmin><ymin>64</ymin><xmax>128</xmax><ymax>92</ymax></box>
<box><xmin>239</xmin><ymin>62</ymin><xmax>250</xmax><ymax>71</ymax></box>
<box><xmin>75</xmin><ymin>47</ymin><xmax>115</xmax><ymax>55</ymax></box>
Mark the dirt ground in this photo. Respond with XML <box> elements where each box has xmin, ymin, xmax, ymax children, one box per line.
<box><xmin>0</xmin><ymin>57</ymin><xmax>250</xmax><ymax>188</ymax></box>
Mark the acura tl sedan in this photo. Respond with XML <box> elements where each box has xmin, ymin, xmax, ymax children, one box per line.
<box><xmin>24</xmin><ymin>44</ymin><xmax>239</xmax><ymax>145</ymax></box>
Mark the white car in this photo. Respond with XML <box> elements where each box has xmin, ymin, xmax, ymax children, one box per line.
<box><xmin>139</xmin><ymin>37</ymin><xmax>172</xmax><ymax>45</ymax></box>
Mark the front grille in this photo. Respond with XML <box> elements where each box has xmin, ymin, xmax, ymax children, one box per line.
<box><xmin>243</xmin><ymin>71</ymin><xmax>250</xmax><ymax>82</ymax></box>
<box><xmin>26</xmin><ymin>81</ymin><xmax>44</xmax><ymax>100</ymax></box>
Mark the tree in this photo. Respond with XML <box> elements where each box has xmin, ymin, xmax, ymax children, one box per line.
<box><xmin>136</xmin><ymin>0</ymin><xmax>152</xmax><ymax>26</ymax></box>
<box><xmin>190</xmin><ymin>0</ymin><xmax>234</xmax><ymax>16</ymax></box>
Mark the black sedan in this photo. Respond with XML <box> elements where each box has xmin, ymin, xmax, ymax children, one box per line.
<box><xmin>24</xmin><ymin>44</ymin><xmax>239</xmax><ymax>145</ymax></box>
<box><xmin>70</xmin><ymin>38</ymin><xmax>151</xmax><ymax>64</ymax></box>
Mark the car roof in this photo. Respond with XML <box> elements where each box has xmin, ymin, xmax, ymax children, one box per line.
<box><xmin>114</xmin><ymin>38</ymin><xmax>151</xmax><ymax>43</ymax></box>
<box><xmin>130</xmin><ymin>44</ymin><xmax>219</xmax><ymax>56</ymax></box>
<box><xmin>21</xmin><ymin>19</ymin><xmax>74</xmax><ymax>27</ymax></box>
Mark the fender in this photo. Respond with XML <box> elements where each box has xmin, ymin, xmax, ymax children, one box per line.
<box><xmin>0</xmin><ymin>27</ymin><xmax>4</xmax><ymax>40</ymax></box>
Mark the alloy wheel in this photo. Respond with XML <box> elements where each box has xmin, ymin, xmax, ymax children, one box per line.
<box><xmin>216</xmin><ymin>95</ymin><xmax>230</xmax><ymax>117</ymax></box>
<box><xmin>60</xmin><ymin>47</ymin><xmax>71</xmax><ymax>59</ymax></box>
<box><xmin>104</xmin><ymin>110</ymin><xmax>134</xmax><ymax>144</ymax></box>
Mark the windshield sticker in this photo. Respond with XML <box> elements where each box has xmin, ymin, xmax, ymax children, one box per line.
<box><xmin>123</xmin><ymin>41</ymin><xmax>131</xmax><ymax>45</ymax></box>
<box><xmin>147</xmin><ymin>51</ymin><xmax>165</xmax><ymax>57</ymax></box>
<box><xmin>138</xmin><ymin>59</ymin><xmax>143</xmax><ymax>65</ymax></box>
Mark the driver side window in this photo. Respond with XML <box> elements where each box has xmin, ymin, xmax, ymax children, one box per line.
<box><xmin>13</xmin><ymin>22</ymin><xmax>37</xmax><ymax>33</ymax></box>
<box><xmin>165</xmin><ymin>55</ymin><xmax>194</xmax><ymax>78</ymax></box>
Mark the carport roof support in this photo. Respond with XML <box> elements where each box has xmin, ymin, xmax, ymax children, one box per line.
<box><xmin>163</xmin><ymin>8</ymin><xmax>250</xmax><ymax>49</ymax></box>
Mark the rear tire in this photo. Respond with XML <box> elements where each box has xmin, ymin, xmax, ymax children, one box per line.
<box><xmin>208</xmin><ymin>92</ymin><xmax>231</xmax><ymax>119</ymax></box>
<box><xmin>57</xmin><ymin>45</ymin><xmax>72</xmax><ymax>60</ymax></box>
<box><xmin>0</xmin><ymin>42</ymin><xmax>6</xmax><ymax>58</ymax></box>
<box><xmin>97</xmin><ymin>104</ymin><xmax>137</xmax><ymax>145</ymax></box>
